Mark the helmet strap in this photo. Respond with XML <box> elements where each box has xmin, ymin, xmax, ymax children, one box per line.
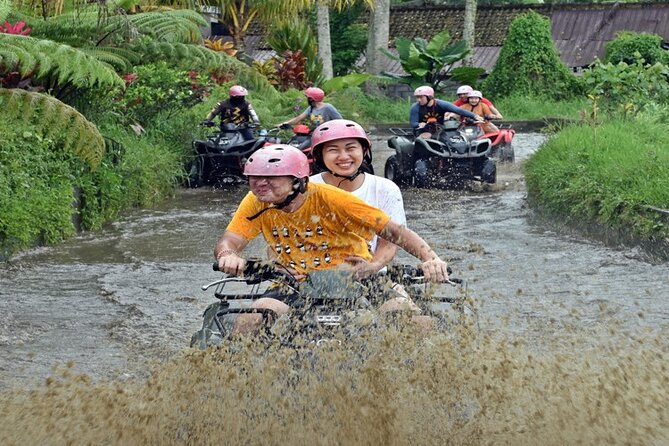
<box><xmin>246</xmin><ymin>178</ymin><xmax>307</xmax><ymax>221</ymax></box>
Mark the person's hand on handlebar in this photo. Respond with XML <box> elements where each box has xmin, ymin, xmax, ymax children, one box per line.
<box><xmin>201</xmin><ymin>119</ymin><xmax>215</xmax><ymax>127</ymax></box>
<box><xmin>418</xmin><ymin>257</ymin><xmax>450</xmax><ymax>282</ymax></box>
<box><xmin>344</xmin><ymin>255</ymin><xmax>384</xmax><ymax>279</ymax></box>
<box><xmin>216</xmin><ymin>251</ymin><xmax>246</xmax><ymax>276</ymax></box>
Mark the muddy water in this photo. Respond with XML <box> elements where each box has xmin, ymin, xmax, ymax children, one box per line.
<box><xmin>1</xmin><ymin>133</ymin><xmax>668</xmax><ymax>444</ymax></box>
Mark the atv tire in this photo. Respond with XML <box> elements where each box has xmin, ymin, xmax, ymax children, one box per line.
<box><xmin>497</xmin><ymin>142</ymin><xmax>515</xmax><ymax>163</ymax></box>
<box><xmin>185</xmin><ymin>158</ymin><xmax>204</xmax><ymax>188</ymax></box>
<box><xmin>384</xmin><ymin>155</ymin><xmax>409</xmax><ymax>186</ymax></box>
<box><xmin>481</xmin><ymin>158</ymin><xmax>497</xmax><ymax>184</ymax></box>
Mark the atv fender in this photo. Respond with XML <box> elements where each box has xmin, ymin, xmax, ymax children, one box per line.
<box><xmin>388</xmin><ymin>136</ymin><xmax>415</xmax><ymax>171</ymax></box>
<box><xmin>504</xmin><ymin>129</ymin><xmax>516</xmax><ymax>144</ymax></box>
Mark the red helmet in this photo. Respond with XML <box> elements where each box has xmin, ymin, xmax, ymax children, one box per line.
<box><xmin>244</xmin><ymin>144</ymin><xmax>309</xmax><ymax>178</ymax></box>
<box><xmin>414</xmin><ymin>85</ymin><xmax>434</xmax><ymax>97</ymax></box>
<box><xmin>305</xmin><ymin>87</ymin><xmax>325</xmax><ymax>102</ymax></box>
<box><xmin>229</xmin><ymin>85</ymin><xmax>248</xmax><ymax>97</ymax></box>
<box><xmin>310</xmin><ymin>119</ymin><xmax>372</xmax><ymax>173</ymax></box>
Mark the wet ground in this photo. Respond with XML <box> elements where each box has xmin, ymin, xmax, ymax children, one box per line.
<box><xmin>1</xmin><ymin>132</ymin><xmax>667</xmax><ymax>388</ymax></box>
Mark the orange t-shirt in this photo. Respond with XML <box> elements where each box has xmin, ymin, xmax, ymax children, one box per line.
<box><xmin>460</xmin><ymin>102</ymin><xmax>498</xmax><ymax>134</ymax></box>
<box><xmin>226</xmin><ymin>183</ymin><xmax>391</xmax><ymax>274</ymax></box>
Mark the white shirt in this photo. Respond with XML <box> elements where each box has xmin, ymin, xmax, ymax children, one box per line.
<box><xmin>310</xmin><ymin>173</ymin><xmax>406</xmax><ymax>252</ymax></box>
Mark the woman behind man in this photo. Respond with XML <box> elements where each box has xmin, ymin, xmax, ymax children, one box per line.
<box><xmin>309</xmin><ymin>119</ymin><xmax>426</xmax><ymax>318</ymax></box>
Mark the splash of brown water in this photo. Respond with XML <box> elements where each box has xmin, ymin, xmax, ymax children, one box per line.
<box><xmin>1</xmin><ymin>322</ymin><xmax>667</xmax><ymax>445</ymax></box>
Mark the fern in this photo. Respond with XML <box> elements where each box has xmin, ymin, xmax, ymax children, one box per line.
<box><xmin>105</xmin><ymin>9</ymin><xmax>205</xmax><ymax>44</ymax></box>
<box><xmin>1</xmin><ymin>89</ymin><xmax>105</xmax><ymax>168</ymax></box>
<box><xmin>0</xmin><ymin>0</ymin><xmax>10</xmax><ymax>22</ymax></box>
<box><xmin>0</xmin><ymin>34</ymin><xmax>124</xmax><ymax>89</ymax></box>
<box><xmin>78</xmin><ymin>46</ymin><xmax>137</xmax><ymax>73</ymax></box>
<box><xmin>133</xmin><ymin>41</ymin><xmax>274</xmax><ymax>91</ymax></box>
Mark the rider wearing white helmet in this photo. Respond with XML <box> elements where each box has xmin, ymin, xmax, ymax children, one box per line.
<box><xmin>215</xmin><ymin>144</ymin><xmax>451</xmax><ymax>333</ymax></box>
<box><xmin>203</xmin><ymin>85</ymin><xmax>260</xmax><ymax>140</ymax></box>
<box><xmin>459</xmin><ymin>90</ymin><xmax>502</xmax><ymax>134</ymax></box>
<box><xmin>452</xmin><ymin>85</ymin><xmax>503</xmax><ymax>119</ymax></box>
<box><xmin>410</xmin><ymin>85</ymin><xmax>483</xmax><ymax>138</ymax></box>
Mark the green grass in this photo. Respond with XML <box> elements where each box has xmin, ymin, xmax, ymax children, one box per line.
<box><xmin>524</xmin><ymin>118</ymin><xmax>669</xmax><ymax>244</ymax></box>
<box><xmin>495</xmin><ymin>94</ymin><xmax>588</xmax><ymax>120</ymax></box>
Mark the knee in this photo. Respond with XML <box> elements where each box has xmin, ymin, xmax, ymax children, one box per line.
<box><xmin>252</xmin><ymin>297</ymin><xmax>290</xmax><ymax>317</ymax></box>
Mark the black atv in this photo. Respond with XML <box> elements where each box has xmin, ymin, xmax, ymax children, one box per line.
<box><xmin>190</xmin><ymin>260</ymin><xmax>470</xmax><ymax>350</ymax></box>
<box><xmin>186</xmin><ymin>123</ymin><xmax>278</xmax><ymax>187</ymax></box>
<box><xmin>384</xmin><ymin>120</ymin><xmax>496</xmax><ymax>189</ymax></box>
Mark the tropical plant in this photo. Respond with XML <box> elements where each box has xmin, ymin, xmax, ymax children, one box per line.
<box><xmin>1</xmin><ymin>88</ymin><xmax>105</xmax><ymax>168</ymax></box>
<box><xmin>266</xmin><ymin>19</ymin><xmax>323</xmax><ymax>84</ymax></box>
<box><xmin>482</xmin><ymin>10</ymin><xmax>579</xmax><ymax>99</ymax></box>
<box><xmin>0</xmin><ymin>19</ymin><xmax>31</xmax><ymax>34</ymax></box>
<box><xmin>273</xmin><ymin>50</ymin><xmax>309</xmax><ymax>91</ymax></box>
<box><xmin>204</xmin><ymin>37</ymin><xmax>238</xmax><ymax>56</ymax></box>
<box><xmin>0</xmin><ymin>33</ymin><xmax>125</xmax><ymax>98</ymax></box>
<box><xmin>207</xmin><ymin>0</ymin><xmax>311</xmax><ymax>52</ymax></box>
<box><xmin>381</xmin><ymin>30</ymin><xmax>484</xmax><ymax>92</ymax></box>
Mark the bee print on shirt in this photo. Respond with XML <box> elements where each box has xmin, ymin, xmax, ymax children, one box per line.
<box><xmin>297</xmin><ymin>242</ymin><xmax>306</xmax><ymax>252</ymax></box>
<box><xmin>282</xmin><ymin>227</ymin><xmax>289</xmax><ymax>237</ymax></box>
<box><xmin>316</xmin><ymin>226</ymin><xmax>323</xmax><ymax>235</ymax></box>
<box><xmin>284</xmin><ymin>244</ymin><xmax>291</xmax><ymax>254</ymax></box>
<box><xmin>300</xmin><ymin>259</ymin><xmax>307</xmax><ymax>269</ymax></box>
<box><xmin>305</xmin><ymin>227</ymin><xmax>313</xmax><ymax>237</ymax></box>
<box><xmin>274</xmin><ymin>243</ymin><xmax>282</xmax><ymax>254</ymax></box>
<box><xmin>320</xmin><ymin>242</ymin><xmax>329</xmax><ymax>250</ymax></box>
<box><xmin>324</xmin><ymin>253</ymin><xmax>332</xmax><ymax>263</ymax></box>
<box><xmin>313</xmin><ymin>257</ymin><xmax>321</xmax><ymax>267</ymax></box>
<box><xmin>272</xmin><ymin>227</ymin><xmax>278</xmax><ymax>238</ymax></box>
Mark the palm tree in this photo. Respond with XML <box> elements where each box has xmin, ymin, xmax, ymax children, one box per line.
<box><xmin>365</xmin><ymin>0</ymin><xmax>389</xmax><ymax>77</ymax></box>
<box><xmin>314</xmin><ymin>0</ymin><xmax>374</xmax><ymax>80</ymax></box>
<box><xmin>213</xmin><ymin>0</ymin><xmax>310</xmax><ymax>52</ymax></box>
<box><xmin>463</xmin><ymin>0</ymin><xmax>477</xmax><ymax>65</ymax></box>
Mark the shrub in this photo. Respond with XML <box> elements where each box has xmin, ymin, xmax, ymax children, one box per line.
<box><xmin>582</xmin><ymin>58</ymin><xmax>669</xmax><ymax>115</ymax></box>
<box><xmin>113</xmin><ymin>62</ymin><xmax>213</xmax><ymax>126</ymax></box>
<box><xmin>483</xmin><ymin>10</ymin><xmax>580</xmax><ymax>99</ymax></box>
<box><xmin>604</xmin><ymin>31</ymin><xmax>669</xmax><ymax>66</ymax></box>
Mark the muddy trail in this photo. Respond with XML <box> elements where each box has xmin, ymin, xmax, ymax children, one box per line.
<box><xmin>0</xmin><ymin>133</ymin><xmax>667</xmax><ymax>445</ymax></box>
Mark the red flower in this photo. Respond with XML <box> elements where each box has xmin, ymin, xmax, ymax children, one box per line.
<box><xmin>123</xmin><ymin>73</ymin><xmax>138</xmax><ymax>84</ymax></box>
<box><xmin>0</xmin><ymin>20</ymin><xmax>32</xmax><ymax>35</ymax></box>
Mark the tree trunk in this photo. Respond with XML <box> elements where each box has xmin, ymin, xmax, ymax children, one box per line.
<box><xmin>316</xmin><ymin>2</ymin><xmax>334</xmax><ymax>79</ymax></box>
<box><xmin>463</xmin><ymin>0</ymin><xmax>477</xmax><ymax>66</ymax></box>
<box><xmin>364</xmin><ymin>0</ymin><xmax>389</xmax><ymax>94</ymax></box>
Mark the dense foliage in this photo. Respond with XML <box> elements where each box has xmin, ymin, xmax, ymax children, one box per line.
<box><xmin>482</xmin><ymin>11</ymin><xmax>580</xmax><ymax>99</ymax></box>
<box><xmin>582</xmin><ymin>58</ymin><xmax>669</xmax><ymax>115</ymax></box>
<box><xmin>330</xmin><ymin>5</ymin><xmax>368</xmax><ymax>76</ymax></box>
<box><xmin>604</xmin><ymin>31</ymin><xmax>669</xmax><ymax>66</ymax></box>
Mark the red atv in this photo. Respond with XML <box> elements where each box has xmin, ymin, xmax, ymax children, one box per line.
<box><xmin>474</xmin><ymin>122</ymin><xmax>516</xmax><ymax>163</ymax></box>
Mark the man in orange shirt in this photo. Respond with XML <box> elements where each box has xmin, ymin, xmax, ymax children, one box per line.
<box><xmin>215</xmin><ymin>144</ymin><xmax>450</xmax><ymax>332</ymax></box>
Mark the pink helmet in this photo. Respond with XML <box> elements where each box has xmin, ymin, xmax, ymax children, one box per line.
<box><xmin>414</xmin><ymin>86</ymin><xmax>434</xmax><ymax>97</ymax></box>
<box><xmin>229</xmin><ymin>85</ymin><xmax>248</xmax><ymax>97</ymax></box>
<box><xmin>310</xmin><ymin>119</ymin><xmax>372</xmax><ymax>173</ymax></box>
<box><xmin>456</xmin><ymin>85</ymin><xmax>473</xmax><ymax>95</ymax></box>
<box><xmin>305</xmin><ymin>87</ymin><xmax>325</xmax><ymax>102</ymax></box>
<box><xmin>244</xmin><ymin>144</ymin><xmax>309</xmax><ymax>178</ymax></box>
<box><xmin>467</xmin><ymin>90</ymin><xmax>483</xmax><ymax>99</ymax></box>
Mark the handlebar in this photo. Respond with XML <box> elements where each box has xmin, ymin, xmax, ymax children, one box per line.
<box><xmin>385</xmin><ymin>264</ymin><xmax>461</xmax><ymax>286</ymax></box>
